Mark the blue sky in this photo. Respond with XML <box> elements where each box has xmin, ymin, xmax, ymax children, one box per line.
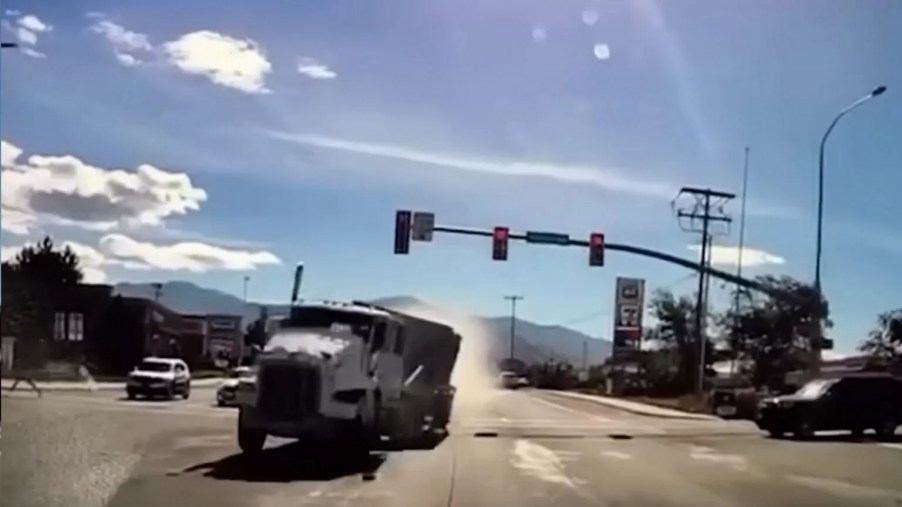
<box><xmin>1</xmin><ymin>0</ymin><xmax>899</xmax><ymax>354</ymax></box>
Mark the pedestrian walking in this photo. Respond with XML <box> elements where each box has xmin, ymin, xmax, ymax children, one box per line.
<box><xmin>9</xmin><ymin>370</ymin><xmax>42</xmax><ymax>397</ymax></box>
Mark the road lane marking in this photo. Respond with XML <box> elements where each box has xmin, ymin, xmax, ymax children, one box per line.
<box><xmin>527</xmin><ymin>395</ymin><xmax>611</xmax><ymax>421</ymax></box>
<box><xmin>877</xmin><ymin>443</ymin><xmax>902</xmax><ymax>451</ymax></box>
<box><xmin>509</xmin><ymin>439</ymin><xmax>578</xmax><ymax>488</ymax></box>
<box><xmin>689</xmin><ymin>445</ymin><xmax>749</xmax><ymax>472</ymax></box>
<box><xmin>601</xmin><ymin>450</ymin><xmax>632</xmax><ymax>460</ymax></box>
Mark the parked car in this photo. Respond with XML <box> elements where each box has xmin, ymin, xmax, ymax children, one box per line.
<box><xmin>126</xmin><ymin>357</ymin><xmax>191</xmax><ymax>400</ymax></box>
<box><xmin>216</xmin><ymin>366</ymin><xmax>255</xmax><ymax>407</ymax></box>
<box><xmin>756</xmin><ymin>374</ymin><xmax>902</xmax><ymax>439</ymax></box>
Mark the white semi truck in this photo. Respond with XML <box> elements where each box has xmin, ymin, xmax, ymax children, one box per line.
<box><xmin>235</xmin><ymin>299</ymin><xmax>460</xmax><ymax>455</ymax></box>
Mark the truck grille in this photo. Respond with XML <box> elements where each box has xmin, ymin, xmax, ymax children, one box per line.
<box><xmin>258</xmin><ymin>363</ymin><xmax>320</xmax><ymax>421</ymax></box>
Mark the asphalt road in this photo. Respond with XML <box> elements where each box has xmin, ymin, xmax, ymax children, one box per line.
<box><xmin>3</xmin><ymin>386</ymin><xmax>902</xmax><ymax>507</ymax></box>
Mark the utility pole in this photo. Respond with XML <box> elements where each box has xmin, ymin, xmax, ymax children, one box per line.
<box><xmin>243</xmin><ymin>275</ymin><xmax>250</xmax><ymax>303</ymax></box>
<box><xmin>673</xmin><ymin>187</ymin><xmax>735</xmax><ymax>395</ymax></box>
<box><xmin>731</xmin><ymin>147</ymin><xmax>751</xmax><ymax>378</ymax></box>
<box><xmin>503</xmin><ymin>295</ymin><xmax>523</xmax><ymax>360</ymax></box>
<box><xmin>582</xmin><ymin>340</ymin><xmax>588</xmax><ymax>371</ymax></box>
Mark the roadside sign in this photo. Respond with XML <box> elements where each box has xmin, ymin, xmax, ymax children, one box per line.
<box><xmin>412</xmin><ymin>212</ymin><xmax>435</xmax><ymax>242</ymax></box>
<box><xmin>525</xmin><ymin>231</ymin><xmax>570</xmax><ymax>245</ymax></box>
<box><xmin>612</xmin><ymin>277</ymin><xmax>645</xmax><ymax>360</ymax></box>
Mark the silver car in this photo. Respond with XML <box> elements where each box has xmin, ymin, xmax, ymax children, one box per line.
<box><xmin>216</xmin><ymin>366</ymin><xmax>255</xmax><ymax>407</ymax></box>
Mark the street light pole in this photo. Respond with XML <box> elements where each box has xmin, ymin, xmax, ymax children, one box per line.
<box><xmin>504</xmin><ymin>295</ymin><xmax>523</xmax><ymax>360</ymax></box>
<box><xmin>812</xmin><ymin>85</ymin><xmax>887</xmax><ymax>376</ymax></box>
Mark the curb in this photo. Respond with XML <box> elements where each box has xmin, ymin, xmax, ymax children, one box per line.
<box><xmin>543</xmin><ymin>390</ymin><xmax>718</xmax><ymax>421</ymax></box>
<box><xmin>1</xmin><ymin>378</ymin><xmax>224</xmax><ymax>392</ymax></box>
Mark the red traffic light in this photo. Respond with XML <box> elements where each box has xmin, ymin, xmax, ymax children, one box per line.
<box><xmin>492</xmin><ymin>226</ymin><xmax>509</xmax><ymax>261</ymax></box>
<box><xmin>589</xmin><ymin>232</ymin><xmax>605</xmax><ymax>266</ymax></box>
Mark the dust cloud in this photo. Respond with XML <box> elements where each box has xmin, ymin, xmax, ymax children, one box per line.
<box><xmin>379</xmin><ymin>299</ymin><xmax>498</xmax><ymax>404</ymax></box>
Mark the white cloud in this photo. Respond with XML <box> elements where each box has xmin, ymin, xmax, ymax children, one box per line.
<box><xmin>115</xmin><ymin>52</ymin><xmax>140</xmax><ymax>66</ymax></box>
<box><xmin>2</xmin><ymin>234</ymin><xmax>279</xmax><ymax>281</ymax></box>
<box><xmin>3</xmin><ymin>13</ymin><xmax>52</xmax><ymax>51</ymax></box>
<box><xmin>18</xmin><ymin>15</ymin><xmax>51</xmax><ymax>33</ymax></box>
<box><xmin>162</xmin><ymin>31</ymin><xmax>271</xmax><ymax>93</ymax></box>
<box><xmin>531</xmin><ymin>25</ymin><xmax>547</xmax><ymax>42</ymax></box>
<box><xmin>16</xmin><ymin>26</ymin><xmax>36</xmax><ymax>45</ymax></box>
<box><xmin>582</xmin><ymin>10</ymin><xmax>599</xmax><ymax>26</ymax></box>
<box><xmin>269</xmin><ymin>132</ymin><xmax>677</xmax><ymax>199</ymax></box>
<box><xmin>0</xmin><ymin>139</ymin><xmax>208</xmax><ymax>234</ymax></box>
<box><xmin>593</xmin><ymin>43</ymin><xmax>611</xmax><ymax>60</ymax></box>
<box><xmin>20</xmin><ymin>47</ymin><xmax>45</xmax><ymax>59</ymax></box>
<box><xmin>297</xmin><ymin>57</ymin><xmax>336</xmax><ymax>79</ymax></box>
<box><xmin>1</xmin><ymin>139</ymin><xmax>23</xmax><ymax>165</ymax></box>
<box><xmin>89</xmin><ymin>17</ymin><xmax>154</xmax><ymax>66</ymax></box>
<box><xmin>99</xmin><ymin>234</ymin><xmax>281</xmax><ymax>272</ymax></box>
<box><xmin>686</xmin><ymin>244</ymin><xmax>786</xmax><ymax>268</ymax></box>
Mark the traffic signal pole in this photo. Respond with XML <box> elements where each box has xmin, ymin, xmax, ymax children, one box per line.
<box><xmin>397</xmin><ymin>213</ymin><xmax>801</xmax><ymax>306</ymax></box>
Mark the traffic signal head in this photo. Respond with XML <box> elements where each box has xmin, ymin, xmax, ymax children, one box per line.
<box><xmin>394</xmin><ymin>210</ymin><xmax>412</xmax><ymax>254</ymax></box>
<box><xmin>589</xmin><ymin>232</ymin><xmax>605</xmax><ymax>266</ymax></box>
<box><xmin>492</xmin><ymin>227</ymin><xmax>509</xmax><ymax>261</ymax></box>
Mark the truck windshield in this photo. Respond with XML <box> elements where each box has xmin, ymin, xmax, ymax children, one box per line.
<box><xmin>794</xmin><ymin>379</ymin><xmax>837</xmax><ymax>399</ymax></box>
<box><xmin>284</xmin><ymin>307</ymin><xmax>373</xmax><ymax>340</ymax></box>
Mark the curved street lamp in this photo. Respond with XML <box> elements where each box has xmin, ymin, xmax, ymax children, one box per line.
<box><xmin>811</xmin><ymin>85</ymin><xmax>887</xmax><ymax>373</ymax></box>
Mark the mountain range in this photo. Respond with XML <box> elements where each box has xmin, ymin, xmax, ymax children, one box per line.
<box><xmin>113</xmin><ymin>281</ymin><xmax>611</xmax><ymax>366</ymax></box>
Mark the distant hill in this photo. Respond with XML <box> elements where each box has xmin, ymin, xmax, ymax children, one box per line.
<box><xmin>113</xmin><ymin>283</ymin><xmax>611</xmax><ymax>366</ymax></box>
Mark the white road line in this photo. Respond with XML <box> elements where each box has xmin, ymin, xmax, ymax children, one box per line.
<box><xmin>528</xmin><ymin>395</ymin><xmax>611</xmax><ymax>421</ymax></box>
<box><xmin>877</xmin><ymin>443</ymin><xmax>902</xmax><ymax>451</ymax></box>
<box><xmin>689</xmin><ymin>445</ymin><xmax>749</xmax><ymax>472</ymax></box>
<box><xmin>601</xmin><ymin>450</ymin><xmax>632</xmax><ymax>460</ymax></box>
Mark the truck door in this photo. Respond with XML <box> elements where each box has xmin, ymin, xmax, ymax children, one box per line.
<box><xmin>372</xmin><ymin>321</ymin><xmax>404</xmax><ymax>402</ymax></box>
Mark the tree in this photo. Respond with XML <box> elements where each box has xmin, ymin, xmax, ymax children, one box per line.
<box><xmin>720</xmin><ymin>275</ymin><xmax>828</xmax><ymax>390</ymax></box>
<box><xmin>859</xmin><ymin>309</ymin><xmax>902</xmax><ymax>361</ymax></box>
<box><xmin>5</xmin><ymin>237</ymin><xmax>83</xmax><ymax>285</ymax></box>
<box><xmin>1</xmin><ymin>237</ymin><xmax>84</xmax><ymax>343</ymax></box>
<box><xmin>643</xmin><ymin>289</ymin><xmax>717</xmax><ymax>394</ymax></box>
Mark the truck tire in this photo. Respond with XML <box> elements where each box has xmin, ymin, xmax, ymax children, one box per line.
<box><xmin>874</xmin><ymin>416</ymin><xmax>897</xmax><ymax>441</ymax></box>
<box><xmin>238</xmin><ymin>410</ymin><xmax>266</xmax><ymax>455</ymax></box>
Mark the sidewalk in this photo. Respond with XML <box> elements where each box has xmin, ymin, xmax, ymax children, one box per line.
<box><xmin>1</xmin><ymin>377</ymin><xmax>224</xmax><ymax>392</ymax></box>
<box><xmin>544</xmin><ymin>390</ymin><xmax>719</xmax><ymax>421</ymax></box>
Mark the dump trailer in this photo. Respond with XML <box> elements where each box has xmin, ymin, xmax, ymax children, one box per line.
<box><xmin>377</xmin><ymin>307</ymin><xmax>461</xmax><ymax>440</ymax></box>
<box><xmin>235</xmin><ymin>300</ymin><xmax>460</xmax><ymax>455</ymax></box>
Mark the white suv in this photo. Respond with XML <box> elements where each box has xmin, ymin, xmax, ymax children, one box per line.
<box><xmin>126</xmin><ymin>357</ymin><xmax>191</xmax><ymax>400</ymax></box>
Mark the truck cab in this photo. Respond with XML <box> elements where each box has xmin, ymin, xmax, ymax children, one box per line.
<box><xmin>236</xmin><ymin>301</ymin><xmax>406</xmax><ymax>453</ymax></box>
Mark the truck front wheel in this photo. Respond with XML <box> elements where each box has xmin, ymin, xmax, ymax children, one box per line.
<box><xmin>238</xmin><ymin>411</ymin><xmax>266</xmax><ymax>455</ymax></box>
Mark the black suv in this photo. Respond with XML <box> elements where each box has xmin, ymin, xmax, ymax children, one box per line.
<box><xmin>756</xmin><ymin>374</ymin><xmax>902</xmax><ymax>439</ymax></box>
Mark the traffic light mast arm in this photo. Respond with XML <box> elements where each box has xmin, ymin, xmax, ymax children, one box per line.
<box><xmin>431</xmin><ymin>225</ymin><xmax>783</xmax><ymax>300</ymax></box>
